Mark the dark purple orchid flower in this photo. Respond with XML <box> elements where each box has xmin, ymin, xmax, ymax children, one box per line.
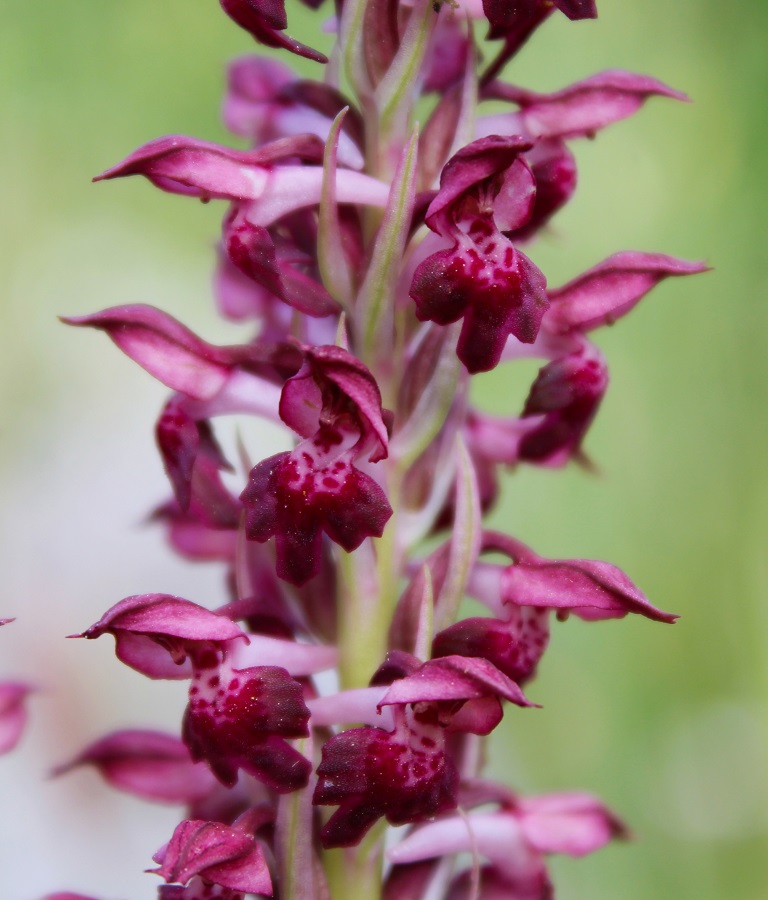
<box><xmin>156</xmin><ymin>397</ymin><xmax>234</xmax><ymax>513</ymax></box>
<box><xmin>314</xmin><ymin>652</ymin><xmax>534</xmax><ymax>847</ymax></box>
<box><xmin>76</xmin><ymin>595</ymin><xmax>318</xmax><ymax>791</ymax></box>
<box><xmin>516</xmin><ymin>254</ymin><xmax>707</xmax><ymax>464</ymax></box>
<box><xmin>433</xmin><ymin>533</ymin><xmax>676</xmax><ymax>684</ymax></box>
<box><xmin>151</xmin><ymin>814</ymin><xmax>272</xmax><ymax>898</ymax></box>
<box><xmin>517</xmin><ymin>342</ymin><xmax>608</xmax><ymax>467</ymax></box>
<box><xmin>457</xmin><ymin>252</ymin><xmax>707</xmax><ymax>481</ymax></box>
<box><xmin>223</xmin><ymin>204</ymin><xmax>341</xmax><ymax>318</ymax></box>
<box><xmin>224</xmin><ymin>55</ymin><xmax>364</xmax><ymax>169</ymax></box>
<box><xmin>390</xmin><ymin>783</ymin><xmax>625</xmax><ymax>900</ymax></box>
<box><xmin>74</xmin><ymin>593</ymin><xmax>247</xmax><ymax>679</ymax></box>
<box><xmin>410</xmin><ymin>135</ymin><xmax>549</xmax><ymax>373</ymax></box>
<box><xmin>242</xmin><ymin>344</ymin><xmax>393</xmax><ymax>585</ymax></box>
<box><xmin>475</xmin><ymin>71</ymin><xmax>690</xmax><ymax>240</ymax></box>
<box><xmin>451</xmin><ymin>342</ymin><xmax>606</xmax><ymax>483</ymax></box>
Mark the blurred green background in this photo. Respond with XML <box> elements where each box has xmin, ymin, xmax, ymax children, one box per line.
<box><xmin>1</xmin><ymin>1</ymin><xmax>766</xmax><ymax>897</ymax></box>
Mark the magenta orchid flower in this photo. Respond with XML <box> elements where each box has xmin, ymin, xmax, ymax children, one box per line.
<box><xmin>389</xmin><ymin>783</ymin><xmax>625</xmax><ymax>899</ymax></box>
<box><xmin>474</xmin><ymin>71</ymin><xmax>690</xmax><ymax>244</ymax></box>
<box><xmin>75</xmin><ymin>594</ymin><xmax>334</xmax><ymax>790</ymax></box>
<box><xmin>224</xmin><ymin>55</ymin><xmax>364</xmax><ymax>170</ymax></box>
<box><xmin>151</xmin><ymin>813</ymin><xmax>272</xmax><ymax>898</ymax></box>
<box><xmin>432</xmin><ymin>532</ymin><xmax>675</xmax><ymax>685</ymax></box>
<box><xmin>314</xmin><ymin>651</ymin><xmax>534</xmax><ymax>847</ymax></box>
<box><xmin>242</xmin><ymin>343</ymin><xmax>393</xmax><ymax>585</ymax></box>
<box><xmin>409</xmin><ymin>135</ymin><xmax>549</xmax><ymax>373</ymax></box>
<box><xmin>94</xmin><ymin>133</ymin><xmax>389</xmax><ymax>221</ymax></box>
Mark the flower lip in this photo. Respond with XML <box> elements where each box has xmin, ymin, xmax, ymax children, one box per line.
<box><xmin>241</xmin><ymin>450</ymin><xmax>393</xmax><ymax>585</ymax></box>
<box><xmin>313</xmin><ymin>722</ymin><xmax>459</xmax><ymax>848</ymax></box>
<box><xmin>518</xmin><ymin>343</ymin><xmax>608</xmax><ymax>466</ymax></box>
<box><xmin>182</xmin><ymin>662</ymin><xmax>311</xmax><ymax>790</ymax></box>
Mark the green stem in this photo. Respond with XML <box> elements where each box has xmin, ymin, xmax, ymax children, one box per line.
<box><xmin>337</xmin><ymin>466</ymin><xmax>401</xmax><ymax>691</ymax></box>
<box><xmin>322</xmin><ymin>820</ymin><xmax>386</xmax><ymax>900</ymax></box>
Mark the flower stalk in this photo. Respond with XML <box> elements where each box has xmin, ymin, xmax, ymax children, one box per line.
<box><xmin>47</xmin><ymin>0</ymin><xmax>708</xmax><ymax>897</ymax></box>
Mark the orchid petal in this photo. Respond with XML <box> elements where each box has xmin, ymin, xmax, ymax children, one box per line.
<box><xmin>379</xmin><ymin>655</ymin><xmax>533</xmax><ymax>710</ymax></box>
<box><xmin>503</xmin><ymin>557</ymin><xmax>677</xmax><ymax>622</ymax></box>
<box><xmin>76</xmin><ymin>594</ymin><xmax>247</xmax><ymax>679</ymax></box>
<box><xmin>53</xmin><ymin>729</ymin><xmax>218</xmax><ymax>804</ymax></box>
<box><xmin>0</xmin><ymin>682</ymin><xmax>31</xmax><ymax>755</ymax></box>
<box><xmin>63</xmin><ymin>305</ymin><xmax>232</xmax><ymax>401</ymax></box>
<box><xmin>314</xmin><ymin>723</ymin><xmax>458</xmax><ymax>847</ymax></box>
<box><xmin>546</xmin><ymin>252</ymin><xmax>710</xmax><ymax>334</ymax></box>
<box><xmin>220</xmin><ymin>0</ymin><xmax>328</xmax><ymax>64</ymax></box>
<box><xmin>517</xmin><ymin>792</ymin><xmax>627</xmax><ymax>856</ymax></box>
<box><xmin>488</xmin><ymin>70</ymin><xmax>688</xmax><ymax>140</ymax></box>
<box><xmin>95</xmin><ymin>135</ymin><xmax>271</xmax><ymax>199</ymax></box>
<box><xmin>151</xmin><ymin>818</ymin><xmax>271</xmax><ymax>894</ymax></box>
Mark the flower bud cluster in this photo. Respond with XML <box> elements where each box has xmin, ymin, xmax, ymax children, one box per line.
<box><xmin>48</xmin><ymin>1</ymin><xmax>704</xmax><ymax>897</ymax></box>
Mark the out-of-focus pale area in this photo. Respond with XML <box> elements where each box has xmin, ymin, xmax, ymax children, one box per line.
<box><xmin>1</xmin><ymin>1</ymin><xmax>766</xmax><ymax>897</ymax></box>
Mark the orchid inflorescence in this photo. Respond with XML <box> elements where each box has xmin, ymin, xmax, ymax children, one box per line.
<box><xmin>42</xmin><ymin>0</ymin><xmax>704</xmax><ymax>897</ymax></box>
